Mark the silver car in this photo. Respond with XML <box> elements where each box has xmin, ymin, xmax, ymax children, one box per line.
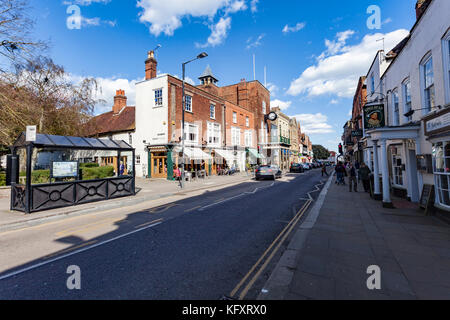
<box><xmin>255</xmin><ymin>165</ymin><xmax>282</xmax><ymax>180</ymax></box>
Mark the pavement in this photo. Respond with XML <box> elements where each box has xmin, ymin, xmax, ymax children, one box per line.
<box><xmin>0</xmin><ymin>173</ymin><xmax>254</xmax><ymax>233</ymax></box>
<box><xmin>259</xmin><ymin>173</ymin><xmax>450</xmax><ymax>300</ymax></box>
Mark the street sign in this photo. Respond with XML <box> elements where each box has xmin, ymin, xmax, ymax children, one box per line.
<box><xmin>26</xmin><ymin>126</ymin><xmax>37</xmax><ymax>142</ymax></box>
<box><xmin>352</xmin><ymin>130</ymin><xmax>363</xmax><ymax>137</ymax></box>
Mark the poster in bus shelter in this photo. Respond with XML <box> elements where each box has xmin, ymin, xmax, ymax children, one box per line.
<box><xmin>363</xmin><ymin>104</ymin><xmax>385</xmax><ymax>130</ymax></box>
<box><xmin>51</xmin><ymin>161</ymin><xmax>79</xmax><ymax>179</ymax></box>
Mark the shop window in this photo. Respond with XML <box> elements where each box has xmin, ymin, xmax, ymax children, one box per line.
<box><xmin>391</xmin><ymin>146</ymin><xmax>404</xmax><ymax>187</ymax></box>
<box><xmin>433</xmin><ymin>142</ymin><xmax>450</xmax><ymax>207</ymax></box>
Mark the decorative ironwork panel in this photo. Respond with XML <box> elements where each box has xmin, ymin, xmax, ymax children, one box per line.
<box><xmin>108</xmin><ymin>177</ymin><xmax>133</xmax><ymax>199</ymax></box>
<box><xmin>75</xmin><ymin>180</ymin><xmax>108</xmax><ymax>204</ymax></box>
<box><xmin>32</xmin><ymin>183</ymin><xmax>75</xmax><ymax>211</ymax></box>
<box><xmin>12</xmin><ymin>185</ymin><xmax>26</xmax><ymax>212</ymax></box>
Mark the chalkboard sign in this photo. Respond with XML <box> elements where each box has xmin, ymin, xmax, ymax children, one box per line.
<box><xmin>420</xmin><ymin>184</ymin><xmax>435</xmax><ymax>215</ymax></box>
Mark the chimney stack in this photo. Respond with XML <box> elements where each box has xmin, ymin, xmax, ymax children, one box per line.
<box><xmin>113</xmin><ymin>89</ymin><xmax>127</xmax><ymax>114</ymax></box>
<box><xmin>145</xmin><ymin>50</ymin><xmax>157</xmax><ymax>80</ymax></box>
<box><xmin>415</xmin><ymin>0</ymin><xmax>429</xmax><ymax>20</ymax></box>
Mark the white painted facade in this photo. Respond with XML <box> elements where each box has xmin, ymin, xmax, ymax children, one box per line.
<box><xmin>134</xmin><ymin>74</ymin><xmax>170</xmax><ymax>177</ymax></box>
<box><xmin>366</xmin><ymin>0</ymin><xmax>450</xmax><ymax>207</ymax></box>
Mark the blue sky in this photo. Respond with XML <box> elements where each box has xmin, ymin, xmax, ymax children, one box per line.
<box><xmin>30</xmin><ymin>0</ymin><xmax>418</xmax><ymax>152</ymax></box>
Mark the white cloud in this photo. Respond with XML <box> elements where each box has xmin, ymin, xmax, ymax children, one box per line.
<box><xmin>330</xmin><ymin>99</ymin><xmax>339</xmax><ymax>105</ymax></box>
<box><xmin>69</xmin><ymin>74</ymin><xmax>141</xmax><ymax>114</ymax></box>
<box><xmin>348</xmin><ymin>109</ymin><xmax>352</xmax><ymax>117</ymax></box>
<box><xmin>197</xmin><ymin>17</ymin><xmax>232</xmax><ymax>48</ymax></box>
<box><xmin>246</xmin><ymin>33</ymin><xmax>265</xmax><ymax>49</ymax></box>
<box><xmin>266</xmin><ymin>83</ymin><xmax>278</xmax><ymax>97</ymax></box>
<box><xmin>287</xmin><ymin>29</ymin><xmax>409</xmax><ymax>98</ymax></box>
<box><xmin>282</xmin><ymin>22</ymin><xmax>306</xmax><ymax>34</ymax></box>
<box><xmin>271</xmin><ymin>99</ymin><xmax>292</xmax><ymax>111</ymax></box>
<box><xmin>292</xmin><ymin>113</ymin><xmax>334</xmax><ymax>134</ymax></box>
<box><xmin>250</xmin><ymin>0</ymin><xmax>258</xmax><ymax>13</ymax></box>
<box><xmin>137</xmin><ymin>0</ymin><xmax>246</xmax><ymax>37</ymax></box>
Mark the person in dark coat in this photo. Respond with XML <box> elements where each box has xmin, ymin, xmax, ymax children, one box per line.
<box><xmin>358</xmin><ymin>163</ymin><xmax>371</xmax><ymax>192</ymax></box>
<box><xmin>345</xmin><ymin>162</ymin><xmax>358</xmax><ymax>192</ymax></box>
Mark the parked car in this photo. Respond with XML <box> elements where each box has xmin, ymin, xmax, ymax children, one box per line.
<box><xmin>255</xmin><ymin>165</ymin><xmax>282</xmax><ymax>180</ymax></box>
<box><xmin>302</xmin><ymin>163</ymin><xmax>311</xmax><ymax>170</ymax></box>
<box><xmin>290</xmin><ymin>163</ymin><xmax>305</xmax><ymax>173</ymax></box>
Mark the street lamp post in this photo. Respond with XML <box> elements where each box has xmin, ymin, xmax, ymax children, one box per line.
<box><xmin>180</xmin><ymin>52</ymin><xmax>208</xmax><ymax>188</ymax></box>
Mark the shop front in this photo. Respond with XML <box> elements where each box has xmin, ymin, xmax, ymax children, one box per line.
<box><xmin>424</xmin><ymin>107</ymin><xmax>450</xmax><ymax>213</ymax></box>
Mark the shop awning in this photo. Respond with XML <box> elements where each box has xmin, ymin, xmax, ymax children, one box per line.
<box><xmin>185</xmin><ymin>147</ymin><xmax>212</xmax><ymax>160</ymax></box>
<box><xmin>215</xmin><ymin>149</ymin><xmax>236</xmax><ymax>162</ymax></box>
<box><xmin>248</xmin><ymin>148</ymin><xmax>265</xmax><ymax>159</ymax></box>
<box><xmin>174</xmin><ymin>147</ymin><xmax>211</xmax><ymax>160</ymax></box>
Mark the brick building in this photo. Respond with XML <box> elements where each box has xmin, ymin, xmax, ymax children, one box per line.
<box><xmin>132</xmin><ymin>51</ymin><xmax>264</xmax><ymax>179</ymax></box>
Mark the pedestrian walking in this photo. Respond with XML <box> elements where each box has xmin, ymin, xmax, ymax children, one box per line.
<box><xmin>174</xmin><ymin>166</ymin><xmax>182</xmax><ymax>187</ymax></box>
<box><xmin>358</xmin><ymin>162</ymin><xmax>371</xmax><ymax>193</ymax></box>
<box><xmin>335</xmin><ymin>162</ymin><xmax>345</xmax><ymax>185</ymax></box>
<box><xmin>346</xmin><ymin>162</ymin><xmax>358</xmax><ymax>192</ymax></box>
<box><xmin>321</xmin><ymin>163</ymin><xmax>329</xmax><ymax>177</ymax></box>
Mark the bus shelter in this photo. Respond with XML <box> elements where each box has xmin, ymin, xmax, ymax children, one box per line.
<box><xmin>10</xmin><ymin>132</ymin><xmax>135</xmax><ymax>213</ymax></box>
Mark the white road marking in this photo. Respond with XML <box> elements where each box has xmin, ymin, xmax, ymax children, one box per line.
<box><xmin>0</xmin><ymin>221</ymin><xmax>163</xmax><ymax>281</ymax></box>
<box><xmin>198</xmin><ymin>181</ymin><xmax>276</xmax><ymax>211</ymax></box>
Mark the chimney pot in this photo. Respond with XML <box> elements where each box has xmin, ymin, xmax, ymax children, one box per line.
<box><xmin>113</xmin><ymin>89</ymin><xmax>127</xmax><ymax>114</ymax></box>
<box><xmin>145</xmin><ymin>50</ymin><xmax>158</xmax><ymax>80</ymax></box>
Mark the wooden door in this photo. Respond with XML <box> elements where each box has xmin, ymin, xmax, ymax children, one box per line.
<box><xmin>152</xmin><ymin>155</ymin><xmax>167</xmax><ymax>179</ymax></box>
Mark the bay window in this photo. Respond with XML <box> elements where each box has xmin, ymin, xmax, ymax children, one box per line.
<box><xmin>244</xmin><ymin>130</ymin><xmax>252</xmax><ymax>147</ymax></box>
<box><xmin>207</xmin><ymin>122</ymin><xmax>221</xmax><ymax>146</ymax></box>
<box><xmin>184</xmin><ymin>123</ymin><xmax>198</xmax><ymax>145</ymax></box>
<box><xmin>231</xmin><ymin>127</ymin><xmax>241</xmax><ymax>146</ymax></box>
<box><xmin>433</xmin><ymin>142</ymin><xmax>450</xmax><ymax>208</ymax></box>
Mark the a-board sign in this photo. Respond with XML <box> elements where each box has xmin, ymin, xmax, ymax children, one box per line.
<box><xmin>420</xmin><ymin>184</ymin><xmax>435</xmax><ymax>215</ymax></box>
<box><xmin>51</xmin><ymin>161</ymin><xmax>78</xmax><ymax>179</ymax></box>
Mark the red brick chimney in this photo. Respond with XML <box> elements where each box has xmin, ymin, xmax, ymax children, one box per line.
<box><xmin>113</xmin><ymin>89</ymin><xmax>127</xmax><ymax>114</ymax></box>
<box><xmin>415</xmin><ymin>0</ymin><xmax>430</xmax><ymax>20</ymax></box>
<box><xmin>145</xmin><ymin>50</ymin><xmax>157</xmax><ymax>80</ymax></box>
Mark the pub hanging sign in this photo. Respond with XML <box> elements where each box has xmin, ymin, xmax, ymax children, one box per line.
<box><xmin>363</xmin><ymin>104</ymin><xmax>385</xmax><ymax>130</ymax></box>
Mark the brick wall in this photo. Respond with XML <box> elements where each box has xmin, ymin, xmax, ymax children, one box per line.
<box><xmin>167</xmin><ymin>76</ymin><xmax>225</xmax><ymax>146</ymax></box>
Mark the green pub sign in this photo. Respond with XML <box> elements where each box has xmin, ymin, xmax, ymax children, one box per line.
<box><xmin>364</xmin><ymin>104</ymin><xmax>385</xmax><ymax>130</ymax></box>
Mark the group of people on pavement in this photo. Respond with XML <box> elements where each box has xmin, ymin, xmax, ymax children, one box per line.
<box><xmin>335</xmin><ymin>160</ymin><xmax>372</xmax><ymax>193</ymax></box>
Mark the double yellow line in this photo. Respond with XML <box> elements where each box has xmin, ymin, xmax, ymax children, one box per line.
<box><xmin>230</xmin><ymin>199</ymin><xmax>313</xmax><ymax>300</ymax></box>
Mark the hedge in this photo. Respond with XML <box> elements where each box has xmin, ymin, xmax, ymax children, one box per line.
<box><xmin>0</xmin><ymin>172</ymin><xmax>5</xmax><ymax>186</ymax></box>
<box><xmin>81</xmin><ymin>166</ymin><xmax>114</xmax><ymax>180</ymax></box>
<box><xmin>17</xmin><ymin>166</ymin><xmax>115</xmax><ymax>184</ymax></box>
